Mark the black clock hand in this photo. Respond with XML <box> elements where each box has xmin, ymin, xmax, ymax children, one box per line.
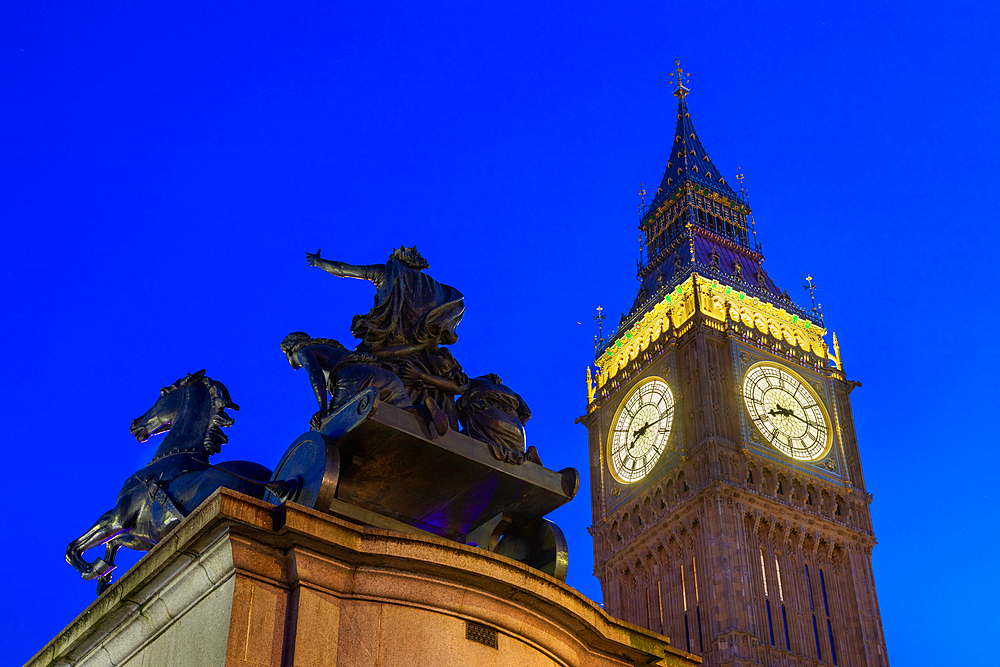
<box><xmin>768</xmin><ymin>405</ymin><xmax>814</xmax><ymax>427</ymax></box>
<box><xmin>784</xmin><ymin>410</ymin><xmax>814</xmax><ymax>426</ymax></box>
<box><xmin>630</xmin><ymin>410</ymin><xmax>672</xmax><ymax>447</ymax></box>
<box><xmin>630</xmin><ymin>423</ymin><xmax>652</xmax><ymax>447</ymax></box>
<box><xmin>640</xmin><ymin>410</ymin><xmax>674</xmax><ymax>434</ymax></box>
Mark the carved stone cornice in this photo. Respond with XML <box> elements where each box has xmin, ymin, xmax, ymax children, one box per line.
<box><xmin>744</xmin><ymin>503</ymin><xmax>872</xmax><ymax>558</ymax></box>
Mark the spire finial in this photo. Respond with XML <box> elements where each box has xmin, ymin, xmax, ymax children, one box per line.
<box><xmin>670</xmin><ymin>57</ymin><xmax>690</xmax><ymax>99</ymax></box>
<box><xmin>737</xmin><ymin>167</ymin><xmax>760</xmax><ymax>249</ymax></box>
<box><xmin>832</xmin><ymin>332</ymin><xmax>843</xmax><ymax>370</ymax></box>
<box><xmin>804</xmin><ymin>275</ymin><xmax>820</xmax><ymax>314</ymax></box>
<box><xmin>595</xmin><ymin>305</ymin><xmax>606</xmax><ymax>345</ymax></box>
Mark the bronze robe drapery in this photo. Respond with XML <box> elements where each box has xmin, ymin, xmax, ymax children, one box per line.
<box><xmin>350</xmin><ymin>259</ymin><xmax>465</xmax><ymax>350</ymax></box>
<box><xmin>457</xmin><ymin>376</ymin><xmax>539</xmax><ymax>465</ymax></box>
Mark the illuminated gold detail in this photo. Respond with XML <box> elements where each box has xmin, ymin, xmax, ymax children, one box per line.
<box><xmin>596</xmin><ymin>276</ymin><xmax>693</xmax><ymax>389</ymax></box>
<box><xmin>832</xmin><ymin>332</ymin><xmax>842</xmax><ymax>370</ymax></box>
<box><xmin>692</xmin><ymin>556</ymin><xmax>699</xmax><ymax>603</ymax></box>
<box><xmin>760</xmin><ymin>548</ymin><xmax>768</xmax><ymax>597</ymax></box>
<box><xmin>775</xmin><ymin>555</ymin><xmax>783</xmax><ymax>601</ymax></box>
<box><xmin>681</xmin><ymin>563</ymin><xmax>688</xmax><ymax>611</ymax></box>
<box><xmin>586</xmin><ymin>366</ymin><xmax>595</xmax><ymax>405</ymax></box>
<box><xmin>595</xmin><ymin>274</ymin><xmax>827</xmax><ymax>387</ymax></box>
<box><xmin>708</xmin><ymin>280</ymin><xmax>827</xmax><ymax>355</ymax></box>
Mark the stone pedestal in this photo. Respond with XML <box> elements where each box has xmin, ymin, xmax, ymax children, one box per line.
<box><xmin>29</xmin><ymin>489</ymin><xmax>699</xmax><ymax>667</ymax></box>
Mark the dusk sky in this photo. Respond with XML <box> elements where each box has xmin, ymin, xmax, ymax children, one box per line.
<box><xmin>3</xmin><ymin>2</ymin><xmax>998</xmax><ymax>665</ymax></box>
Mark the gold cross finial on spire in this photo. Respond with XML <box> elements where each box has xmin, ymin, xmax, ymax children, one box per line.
<box><xmin>804</xmin><ymin>275</ymin><xmax>819</xmax><ymax>313</ymax></box>
<box><xmin>736</xmin><ymin>166</ymin><xmax>759</xmax><ymax>248</ymax></box>
<box><xmin>671</xmin><ymin>57</ymin><xmax>690</xmax><ymax>99</ymax></box>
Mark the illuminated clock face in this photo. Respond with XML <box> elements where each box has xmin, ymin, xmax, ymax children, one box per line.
<box><xmin>609</xmin><ymin>378</ymin><xmax>675</xmax><ymax>483</ymax></box>
<box><xmin>742</xmin><ymin>363</ymin><xmax>831</xmax><ymax>461</ymax></box>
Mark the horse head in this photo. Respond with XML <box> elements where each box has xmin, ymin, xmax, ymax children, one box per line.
<box><xmin>68</xmin><ymin>371</ymin><xmax>265</xmax><ymax>595</ymax></box>
<box><xmin>129</xmin><ymin>370</ymin><xmax>240</xmax><ymax>456</ymax></box>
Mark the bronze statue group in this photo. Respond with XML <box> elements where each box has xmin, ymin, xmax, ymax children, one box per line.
<box><xmin>287</xmin><ymin>245</ymin><xmax>537</xmax><ymax>464</ymax></box>
<box><xmin>66</xmin><ymin>246</ymin><xmax>540</xmax><ymax>594</ymax></box>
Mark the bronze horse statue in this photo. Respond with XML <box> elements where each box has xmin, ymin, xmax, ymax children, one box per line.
<box><xmin>65</xmin><ymin>371</ymin><xmax>273</xmax><ymax>595</ymax></box>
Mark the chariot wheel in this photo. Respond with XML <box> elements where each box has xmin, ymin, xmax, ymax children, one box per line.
<box><xmin>495</xmin><ymin>518</ymin><xmax>569</xmax><ymax>582</ymax></box>
<box><xmin>263</xmin><ymin>431</ymin><xmax>340</xmax><ymax>511</ymax></box>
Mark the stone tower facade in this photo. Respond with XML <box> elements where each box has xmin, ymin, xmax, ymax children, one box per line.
<box><xmin>581</xmin><ymin>62</ymin><xmax>888</xmax><ymax>667</ymax></box>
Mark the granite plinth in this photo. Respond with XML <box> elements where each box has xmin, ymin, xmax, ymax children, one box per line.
<box><xmin>28</xmin><ymin>489</ymin><xmax>700</xmax><ymax>667</ymax></box>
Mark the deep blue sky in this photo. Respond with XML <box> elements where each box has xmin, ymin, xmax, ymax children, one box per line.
<box><xmin>3</xmin><ymin>2</ymin><xmax>997</xmax><ymax>665</ymax></box>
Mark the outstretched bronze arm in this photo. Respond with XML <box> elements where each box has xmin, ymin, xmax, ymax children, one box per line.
<box><xmin>306</xmin><ymin>249</ymin><xmax>384</xmax><ymax>283</ymax></box>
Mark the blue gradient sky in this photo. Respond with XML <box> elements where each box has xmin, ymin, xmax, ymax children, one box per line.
<box><xmin>3</xmin><ymin>2</ymin><xmax>997</xmax><ymax>665</ymax></box>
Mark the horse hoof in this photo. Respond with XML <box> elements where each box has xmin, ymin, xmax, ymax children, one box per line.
<box><xmin>82</xmin><ymin>557</ymin><xmax>115</xmax><ymax>581</ymax></box>
<box><xmin>96</xmin><ymin>578</ymin><xmax>111</xmax><ymax>596</ymax></box>
<box><xmin>264</xmin><ymin>478</ymin><xmax>299</xmax><ymax>501</ymax></box>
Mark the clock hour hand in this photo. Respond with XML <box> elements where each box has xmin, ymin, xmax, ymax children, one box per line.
<box><xmin>630</xmin><ymin>422</ymin><xmax>652</xmax><ymax>446</ymax></box>
<box><xmin>630</xmin><ymin>410</ymin><xmax>672</xmax><ymax>447</ymax></box>
<box><xmin>768</xmin><ymin>405</ymin><xmax>814</xmax><ymax>427</ymax></box>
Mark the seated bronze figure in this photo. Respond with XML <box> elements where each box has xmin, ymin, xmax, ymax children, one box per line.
<box><xmin>458</xmin><ymin>373</ymin><xmax>540</xmax><ymax>465</ymax></box>
<box><xmin>280</xmin><ymin>332</ymin><xmax>411</xmax><ymax>429</ymax></box>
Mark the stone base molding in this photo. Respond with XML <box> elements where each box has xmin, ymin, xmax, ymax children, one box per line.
<box><xmin>29</xmin><ymin>489</ymin><xmax>700</xmax><ymax>667</ymax></box>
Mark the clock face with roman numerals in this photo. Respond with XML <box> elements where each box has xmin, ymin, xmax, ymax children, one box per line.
<box><xmin>609</xmin><ymin>378</ymin><xmax>675</xmax><ymax>483</ymax></box>
<box><xmin>742</xmin><ymin>363</ymin><xmax>832</xmax><ymax>461</ymax></box>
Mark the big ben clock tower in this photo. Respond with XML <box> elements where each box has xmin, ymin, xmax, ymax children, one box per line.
<box><xmin>581</xmin><ymin>61</ymin><xmax>889</xmax><ymax>667</ymax></box>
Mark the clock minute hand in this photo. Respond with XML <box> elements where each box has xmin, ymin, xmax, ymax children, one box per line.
<box><xmin>642</xmin><ymin>410</ymin><xmax>672</xmax><ymax>431</ymax></box>
<box><xmin>630</xmin><ymin>410</ymin><xmax>672</xmax><ymax>447</ymax></box>
<box><xmin>785</xmin><ymin>410</ymin><xmax>814</xmax><ymax>426</ymax></box>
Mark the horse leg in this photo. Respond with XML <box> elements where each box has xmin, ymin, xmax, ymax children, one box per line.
<box><xmin>66</xmin><ymin>508</ymin><xmax>131</xmax><ymax>580</ymax></box>
<box><xmin>95</xmin><ymin>532</ymin><xmax>151</xmax><ymax>596</ymax></box>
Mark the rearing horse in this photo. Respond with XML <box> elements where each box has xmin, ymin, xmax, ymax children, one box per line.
<box><xmin>65</xmin><ymin>370</ymin><xmax>272</xmax><ymax>595</ymax></box>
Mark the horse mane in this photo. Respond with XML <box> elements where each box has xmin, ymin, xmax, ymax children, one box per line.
<box><xmin>162</xmin><ymin>370</ymin><xmax>240</xmax><ymax>455</ymax></box>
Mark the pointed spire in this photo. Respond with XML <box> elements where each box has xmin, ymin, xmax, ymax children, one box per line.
<box><xmin>655</xmin><ymin>59</ymin><xmax>739</xmax><ymax>202</ymax></box>
<box><xmin>615</xmin><ymin>60</ymin><xmax>824</xmax><ymax>343</ymax></box>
